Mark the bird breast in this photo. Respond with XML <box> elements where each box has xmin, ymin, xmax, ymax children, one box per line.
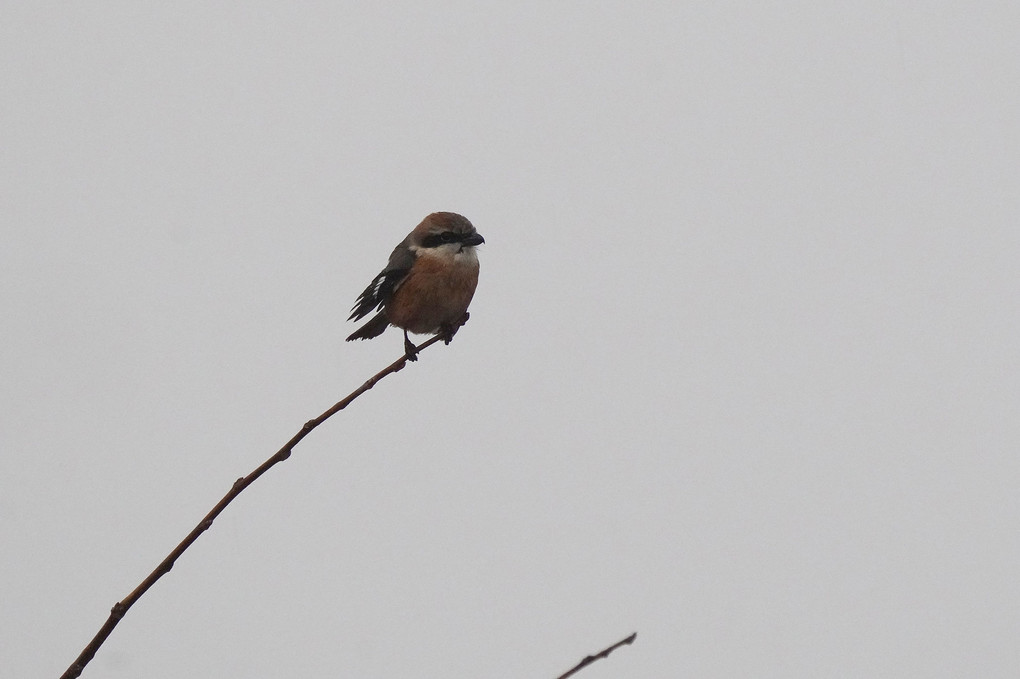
<box><xmin>385</xmin><ymin>249</ymin><xmax>480</xmax><ymax>334</ymax></box>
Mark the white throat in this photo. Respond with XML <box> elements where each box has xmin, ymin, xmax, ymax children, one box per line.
<box><xmin>412</xmin><ymin>243</ymin><xmax>479</xmax><ymax>266</ymax></box>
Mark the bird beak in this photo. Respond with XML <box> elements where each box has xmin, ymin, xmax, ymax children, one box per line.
<box><xmin>463</xmin><ymin>233</ymin><xmax>485</xmax><ymax>246</ymax></box>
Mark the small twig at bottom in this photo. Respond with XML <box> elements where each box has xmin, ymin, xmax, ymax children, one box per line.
<box><xmin>555</xmin><ymin>632</ymin><xmax>637</xmax><ymax>679</ymax></box>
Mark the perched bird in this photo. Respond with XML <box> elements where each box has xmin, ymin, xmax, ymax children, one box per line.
<box><xmin>346</xmin><ymin>212</ymin><xmax>484</xmax><ymax>361</ymax></box>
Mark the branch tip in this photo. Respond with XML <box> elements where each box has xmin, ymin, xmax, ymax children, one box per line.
<box><xmin>60</xmin><ymin>335</ymin><xmax>454</xmax><ymax>677</ymax></box>
<box><xmin>555</xmin><ymin>632</ymin><xmax>638</xmax><ymax>679</ymax></box>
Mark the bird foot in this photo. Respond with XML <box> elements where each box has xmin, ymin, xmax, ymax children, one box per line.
<box><xmin>403</xmin><ymin>333</ymin><xmax>419</xmax><ymax>362</ymax></box>
<box><xmin>439</xmin><ymin>312</ymin><xmax>470</xmax><ymax>345</ymax></box>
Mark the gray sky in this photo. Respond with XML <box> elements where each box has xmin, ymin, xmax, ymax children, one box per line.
<box><xmin>3</xmin><ymin>3</ymin><xmax>1018</xmax><ymax>677</ymax></box>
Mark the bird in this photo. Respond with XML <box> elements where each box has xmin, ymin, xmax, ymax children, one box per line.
<box><xmin>346</xmin><ymin>212</ymin><xmax>484</xmax><ymax>361</ymax></box>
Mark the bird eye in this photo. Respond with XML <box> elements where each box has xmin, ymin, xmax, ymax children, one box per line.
<box><xmin>422</xmin><ymin>231</ymin><xmax>462</xmax><ymax>248</ymax></box>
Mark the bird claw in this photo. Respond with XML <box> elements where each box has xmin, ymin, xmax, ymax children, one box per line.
<box><xmin>403</xmin><ymin>333</ymin><xmax>419</xmax><ymax>362</ymax></box>
<box><xmin>439</xmin><ymin>324</ymin><xmax>456</xmax><ymax>345</ymax></box>
<box><xmin>439</xmin><ymin>312</ymin><xmax>470</xmax><ymax>345</ymax></box>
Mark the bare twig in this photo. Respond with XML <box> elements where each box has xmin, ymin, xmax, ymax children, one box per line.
<box><xmin>555</xmin><ymin>633</ymin><xmax>637</xmax><ymax>679</ymax></box>
<box><xmin>59</xmin><ymin>332</ymin><xmax>451</xmax><ymax>679</ymax></box>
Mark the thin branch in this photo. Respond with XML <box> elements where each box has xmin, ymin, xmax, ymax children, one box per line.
<box><xmin>555</xmin><ymin>633</ymin><xmax>637</xmax><ymax>679</ymax></box>
<box><xmin>59</xmin><ymin>332</ymin><xmax>450</xmax><ymax>679</ymax></box>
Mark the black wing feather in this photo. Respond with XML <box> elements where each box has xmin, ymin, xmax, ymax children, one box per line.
<box><xmin>347</xmin><ymin>237</ymin><xmax>415</xmax><ymax>321</ymax></box>
<box><xmin>348</xmin><ymin>268</ymin><xmax>407</xmax><ymax>321</ymax></box>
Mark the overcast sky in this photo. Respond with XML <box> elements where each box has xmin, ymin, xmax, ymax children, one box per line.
<box><xmin>3</xmin><ymin>3</ymin><xmax>1019</xmax><ymax>677</ymax></box>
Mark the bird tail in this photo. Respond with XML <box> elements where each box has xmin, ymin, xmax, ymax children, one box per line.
<box><xmin>346</xmin><ymin>311</ymin><xmax>389</xmax><ymax>342</ymax></box>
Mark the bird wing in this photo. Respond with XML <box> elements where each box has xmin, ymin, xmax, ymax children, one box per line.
<box><xmin>347</xmin><ymin>237</ymin><xmax>415</xmax><ymax>321</ymax></box>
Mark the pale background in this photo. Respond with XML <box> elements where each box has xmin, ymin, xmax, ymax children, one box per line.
<box><xmin>3</xmin><ymin>3</ymin><xmax>1018</xmax><ymax>677</ymax></box>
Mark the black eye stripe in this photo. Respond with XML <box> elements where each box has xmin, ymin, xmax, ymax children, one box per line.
<box><xmin>422</xmin><ymin>231</ymin><xmax>467</xmax><ymax>248</ymax></box>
